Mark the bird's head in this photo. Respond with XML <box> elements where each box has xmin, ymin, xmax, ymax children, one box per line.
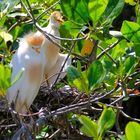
<box><xmin>49</xmin><ymin>11</ymin><xmax>64</xmax><ymax>28</ymax></box>
<box><xmin>26</xmin><ymin>33</ymin><xmax>45</xmax><ymax>53</ymax></box>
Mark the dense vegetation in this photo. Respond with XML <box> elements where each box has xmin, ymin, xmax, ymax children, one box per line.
<box><xmin>0</xmin><ymin>0</ymin><xmax>140</xmax><ymax>139</ymax></box>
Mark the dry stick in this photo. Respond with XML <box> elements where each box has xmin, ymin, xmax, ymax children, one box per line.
<box><xmin>115</xmin><ymin>103</ymin><xmax>122</xmax><ymax>134</ymax></box>
<box><xmin>14</xmin><ymin>85</ymin><xmax>119</xmax><ymax>117</ymax></box>
<box><xmin>120</xmin><ymin>110</ymin><xmax>140</xmax><ymax>122</ymax></box>
<box><xmin>115</xmin><ymin>81</ymin><xmax>127</xmax><ymax>134</ymax></box>
<box><xmin>111</xmin><ymin>95</ymin><xmax>125</xmax><ymax>105</ymax></box>
<box><xmin>128</xmin><ymin>70</ymin><xmax>140</xmax><ymax>78</ymax></box>
<box><xmin>107</xmin><ymin>131</ymin><xmax>120</xmax><ymax>138</ymax></box>
<box><xmin>0</xmin><ymin>124</ymin><xmax>17</xmax><ymax>128</ymax></box>
<box><xmin>46</xmin><ymin>86</ymin><xmax>119</xmax><ymax>117</ymax></box>
<box><xmin>8</xmin><ymin>19</ymin><xmax>32</xmax><ymax>32</ymax></box>
<box><xmin>98</xmin><ymin>45</ymin><xmax>117</xmax><ymax>64</ymax></box>
<box><xmin>48</xmin><ymin>129</ymin><xmax>61</xmax><ymax>140</ymax></box>
<box><xmin>89</xmin><ymin>40</ymin><xmax>98</xmax><ymax>64</ymax></box>
<box><xmin>97</xmin><ymin>38</ymin><xmax>122</xmax><ymax>60</ymax></box>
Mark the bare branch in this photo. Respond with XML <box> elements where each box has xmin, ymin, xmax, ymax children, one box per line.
<box><xmin>97</xmin><ymin>38</ymin><xmax>122</xmax><ymax>60</ymax></box>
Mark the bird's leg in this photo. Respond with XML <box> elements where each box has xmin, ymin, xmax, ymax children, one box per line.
<box><xmin>45</xmin><ymin>74</ymin><xmax>50</xmax><ymax>87</ymax></box>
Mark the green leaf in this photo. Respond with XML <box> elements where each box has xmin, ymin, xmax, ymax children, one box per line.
<box><xmin>124</xmin><ymin>56</ymin><xmax>136</xmax><ymax>76</ymax></box>
<box><xmin>121</xmin><ymin>21</ymin><xmax>140</xmax><ymax>43</ymax></box>
<box><xmin>60</xmin><ymin>0</ymin><xmax>90</xmax><ymax>24</ymax></box>
<box><xmin>119</xmin><ymin>135</ymin><xmax>127</xmax><ymax>140</ymax></box>
<box><xmin>67</xmin><ymin>66</ymin><xmax>82</xmax><ymax>82</ymax></box>
<box><xmin>0</xmin><ymin>64</ymin><xmax>12</xmax><ymax>96</ymax></box>
<box><xmin>67</xmin><ymin>66</ymin><xmax>89</xmax><ymax>93</ymax></box>
<box><xmin>103</xmin><ymin>0</ymin><xmax>124</xmax><ymax>25</ymax></box>
<box><xmin>87</xmin><ymin>60</ymin><xmax>105</xmax><ymax>90</ymax></box>
<box><xmin>125</xmin><ymin>122</ymin><xmax>140</xmax><ymax>140</ymax></box>
<box><xmin>134</xmin><ymin>43</ymin><xmax>140</xmax><ymax>57</ymax></box>
<box><xmin>0</xmin><ymin>0</ymin><xmax>20</xmax><ymax>18</ymax></box>
<box><xmin>125</xmin><ymin>0</ymin><xmax>136</xmax><ymax>6</ymax></box>
<box><xmin>0</xmin><ymin>31</ymin><xmax>13</xmax><ymax>43</ymax></box>
<box><xmin>136</xmin><ymin>5</ymin><xmax>140</xmax><ymax>25</ymax></box>
<box><xmin>98</xmin><ymin>108</ymin><xmax>116</xmax><ymax>137</ymax></box>
<box><xmin>89</xmin><ymin>0</ymin><xmax>109</xmax><ymax>24</ymax></box>
<box><xmin>78</xmin><ymin>115</ymin><xmax>98</xmax><ymax>138</ymax></box>
<box><xmin>111</xmin><ymin>39</ymin><xmax>126</xmax><ymax>60</ymax></box>
<box><xmin>73</xmin><ymin>78</ymin><xmax>88</xmax><ymax>93</ymax></box>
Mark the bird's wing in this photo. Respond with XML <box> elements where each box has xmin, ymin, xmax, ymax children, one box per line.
<box><xmin>46</xmin><ymin>53</ymin><xmax>71</xmax><ymax>87</ymax></box>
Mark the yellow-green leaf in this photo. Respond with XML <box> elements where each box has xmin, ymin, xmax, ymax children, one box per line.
<box><xmin>125</xmin><ymin>0</ymin><xmax>136</xmax><ymax>6</ymax></box>
<box><xmin>0</xmin><ymin>31</ymin><xmax>13</xmax><ymax>43</ymax></box>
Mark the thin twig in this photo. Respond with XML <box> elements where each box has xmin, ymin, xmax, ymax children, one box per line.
<box><xmin>11</xmin><ymin>85</ymin><xmax>119</xmax><ymax>117</ymax></box>
<box><xmin>97</xmin><ymin>38</ymin><xmax>122</xmax><ymax>59</ymax></box>
<box><xmin>98</xmin><ymin>45</ymin><xmax>117</xmax><ymax>64</ymax></box>
<box><xmin>120</xmin><ymin>110</ymin><xmax>140</xmax><ymax>122</ymax></box>
<box><xmin>111</xmin><ymin>95</ymin><xmax>124</xmax><ymax>105</ymax></box>
<box><xmin>0</xmin><ymin>124</ymin><xmax>17</xmax><ymax>128</ymax></box>
<box><xmin>36</xmin><ymin>0</ymin><xmax>60</xmax><ymax>21</ymax></box>
<box><xmin>48</xmin><ymin>129</ymin><xmax>61</xmax><ymax>140</ymax></box>
<box><xmin>115</xmin><ymin>103</ymin><xmax>122</xmax><ymax>134</ymax></box>
<box><xmin>8</xmin><ymin>19</ymin><xmax>32</xmax><ymax>32</ymax></box>
<box><xmin>89</xmin><ymin>40</ymin><xmax>98</xmax><ymax>64</ymax></box>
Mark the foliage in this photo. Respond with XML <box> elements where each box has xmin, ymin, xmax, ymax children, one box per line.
<box><xmin>78</xmin><ymin>107</ymin><xmax>116</xmax><ymax>140</ymax></box>
<box><xmin>125</xmin><ymin>122</ymin><xmax>140</xmax><ymax>140</ymax></box>
<box><xmin>67</xmin><ymin>60</ymin><xmax>105</xmax><ymax>94</ymax></box>
<box><xmin>0</xmin><ymin>64</ymin><xmax>12</xmax><ymax>96</ymax></box>
<box><xmin>0</xmin><ymin>0</ymin><xmax>140</xmax><ymax>139</ymax></box>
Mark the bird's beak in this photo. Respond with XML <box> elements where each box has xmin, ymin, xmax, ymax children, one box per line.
<box><xmin>56</xmin><ymin>17</ymin><xmax>64</xmax><ymax>24</ymax></box>
<box><xmin>32</xmin><ymin>47</ymin><xmax>40</xmax><ymax>53</ymax></box>
<box><xmin>35</xmin><ymin>48</ymin><xmax>40</xmax><ymax>53</ymax></box>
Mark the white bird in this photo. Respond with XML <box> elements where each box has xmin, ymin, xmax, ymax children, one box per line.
<box><xmin>39</xmin><ymin>11</ymin><xmax>70</xmax><ymax>87</ymax></box>
<box><xmin>7</xmin><ymin>11</ymin><xmax>70</xmax><ymax>113</ymax></box>
<box><xmin>7</xmin><ymin>33</ymin><xmax>45</xmax><ymax>113</ymax></box>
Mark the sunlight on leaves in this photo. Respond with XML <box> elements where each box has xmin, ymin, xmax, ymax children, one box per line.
<box><xmin>121</xmin><ymin>21</ymin><xmax>140</xmax><ymax>43</ymax></box>
<box><xmin>98</xmin><ymin>107</ymin><xmax>116</xmax><ymax>138</ymax></box>
<box><xmin>67</xmin><ymin>66</ymin><xmax>89</xmax><ymax>93</ymax></box>
<box><xmin>103</xmin><ymin>0</ymin><xmax>125</xmax><ymax>26</ymax></box>
<box><xmin>88</xmin><ymin>0</ymin><xmax>109</xmax><ymax>25</ymax></box>
<box><xmin>125</xmin><ymin>122</ymin><xmax>140</xmax><ymax>140</ymax></box>
<box><xmin>60</xmin><ymin>0</ymin><xmax>90</xmax><ymax>24</ymax></box>
<box><xmin>0</xmin><ymin>64</ymin><xmax>12</xmax><ymax>96</ymax></box>
<box><xmin>78</xmin><ymin>115</ymin><xmax>98</xmax><ymax>139</ymax></box>
<box><xmin>87</xmin><ymin>60</ymin><xmax>106</xmax><ymax>90</ymax></box>
<box><xmin>0</xmin><ymin>31</ymin><xmax>13</xmax><ymax>43</ymax></box>
<box><xmin>125</xmin><ymin>0</ymin><xmax>136</xmax><ymax>6</ymax></box>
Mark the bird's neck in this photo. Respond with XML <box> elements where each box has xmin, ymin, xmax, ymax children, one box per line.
<box><xmin>44</xmin><ymin>22</ymin><xmax>60</xmax><ymax>56</ymax></box>
<box><xmin>41</xmin><ymin>22</ymin><xmax>61</xmax><ymax>70</ymax></box>
<box><xmin>45</xmin><ymin>40</ymin><xmax>60</xmax><ymax>60</ymax></box>
<box><xmin>47</xmin><ymin>22</ymin><xmax>59</xmax><ymax>31</ymax></box>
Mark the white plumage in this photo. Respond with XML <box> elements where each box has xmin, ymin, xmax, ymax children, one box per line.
<box><xmin>7</xmin><ymin>33</ymin><xmax>45</xmax><ymax>113</ymax></box>
<box><xmin>7</xmin><ymin>11</ymin><xmax>70</xmax><ymax>113</ymax></box>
